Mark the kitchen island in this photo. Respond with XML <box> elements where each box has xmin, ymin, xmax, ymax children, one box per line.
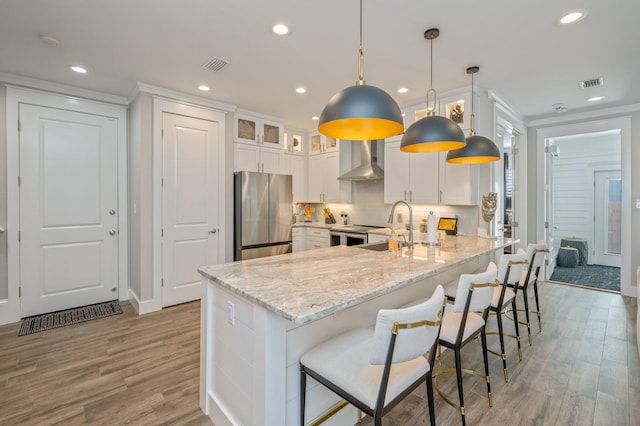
<box><xmin>199</xmin><ymin>235</ymin><xmax>515</xmax><ymax>426</ymax></box>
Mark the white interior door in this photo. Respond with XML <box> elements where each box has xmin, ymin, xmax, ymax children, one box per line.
<box><xmin>544</xmin><ymin>141</ymin><xmax>556</xmax><ymax>279</ymax></box>
<box><xmin>19</xmin><ymin>104</ymin><xmax>119</xmax><ymax>317</ymax></box>
<box><xmin>593</xmin><ymin>170</ymin><xmax>621</xmax><ymax>267</ymax></box>
<box><xmin>162</xmin><ymin>112</ymin><xmax>220</xmax><ymax>307</ymax></box>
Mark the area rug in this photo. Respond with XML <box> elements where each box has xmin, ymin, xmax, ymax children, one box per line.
<box><xmin>550</xmin><ymin>264</ymin><xmax>620</xmax><ymax>292</ymax></box>
<box><xmin>18</xmin><ymin>300</ymin><xmax>123</xmax><ymax>336</ymax></box>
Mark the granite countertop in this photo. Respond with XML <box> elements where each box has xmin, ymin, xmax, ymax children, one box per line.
<box><xmin>198</xmin><ymin>235</ymin><xmax>515</xmax><ymax>325</ymax></box>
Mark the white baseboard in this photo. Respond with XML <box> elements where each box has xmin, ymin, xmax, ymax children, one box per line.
<box><xmin>0</xmin><ymin>298</ymin><xmax>20</xmax><ymax>326</ymax></box>
<box><xmin>128</xmin><ymin>289</ymin><xmax>162</xmax><ymax>315</ymax></box>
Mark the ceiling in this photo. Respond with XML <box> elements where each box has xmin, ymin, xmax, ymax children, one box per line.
<box><xmin>1</xmin><ymin>0</ymin><xmax>638</xmax><ymax>130</ymax></box>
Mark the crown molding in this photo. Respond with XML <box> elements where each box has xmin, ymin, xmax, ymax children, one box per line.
<box><xmin>132</xmin><ymin>82</ymin><xmax>236</xmax><ymax>112</ymax></box>
<box><xmin>528</xmin><ymin>103</ymin><xmax>640</xmax><ymax>127</ymax></box>
<box><xmin>0</xmin><ymin>72</ymin><xmax>128</xmax><ymax>105</ymax></box>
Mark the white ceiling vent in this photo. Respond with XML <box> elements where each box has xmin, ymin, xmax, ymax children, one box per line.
<box><xmin>201</xmin><ymin>57</ymin><xmax>230</xmax><ymax>72</ymax></box>
<box><xmin>579</xmin><ymin>77</ymin><xmax>604</xmax><ymax>89</ymax></box>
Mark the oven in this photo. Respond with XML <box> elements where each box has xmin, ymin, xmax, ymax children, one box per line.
<box><xmin>329</xmin><ymin>225</ymin><xmax>384</xmax><ymax>247</ymax></box>
<box><xmin>330</xmin><ymin>231</ymin><xmax>367</xmax><ymax>247</ymax></box>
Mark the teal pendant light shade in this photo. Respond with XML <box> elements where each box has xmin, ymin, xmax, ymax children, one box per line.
<box><xmin>400</xmin><ymin>28</ymin><xmax>466</xmax><ymax>153</ymax></box>
<box><xmin>318</xmin><ymin>0</ymin><xmax>404</xmax><ymax>140</ymax></box>
<box><xmin>446</xmin><ymin>66</ymin><xmax>501</xmax><ymax>164</ymax></box>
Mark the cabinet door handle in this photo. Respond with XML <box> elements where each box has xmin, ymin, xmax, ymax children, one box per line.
<box><xmin>404</xmin><ymin>191</ymin><xmax>407</xmax><ymax>201</ymax></box>
<box><xmin>410</xmin><ymin>191</ymin><xmax>413</xmax><ymax>202</ymax></box>
<box><xmin>439</xmin><ymin>190</ymin><xmax>442</xmax><ymax>203</ymax></box>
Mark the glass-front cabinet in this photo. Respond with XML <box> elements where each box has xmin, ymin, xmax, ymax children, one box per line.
<box><xmin>234</xmin><ymin>113</ymin><xmax>284</xmax><ymax>149</ymax></box>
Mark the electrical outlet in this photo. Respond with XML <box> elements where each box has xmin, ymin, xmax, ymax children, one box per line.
<box><xmin>397</xmin><ymin>213</ymin><xmax>403</xmax><ymax>222</ymax></box>
<box><xmin>227</xmin><ymin>301</ymin><xmax>235</xmax><ymax>325</ymax></box>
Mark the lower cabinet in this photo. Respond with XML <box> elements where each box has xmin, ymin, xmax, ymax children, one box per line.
<box><xmin>306</xmin><ymin>228</ymin><xmax>330</xmax><ymax>250</ymax></box>
<box><xmin>367</xmin><ymin>233</ymin><xmax>389</xmax><ymax>244</ymax></box>
<box><xmin>292</xmin><ymin>227</ymin><xmax>306</xmax><ymax>253</ymax></box>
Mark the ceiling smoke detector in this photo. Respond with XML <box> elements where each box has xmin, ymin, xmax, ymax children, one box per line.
<box><xmin>201</xmin><ymin>57</ymin><xmax>230</xmax><ymax>72</ymax></box>
<box><xmin>552</xmin><ymin>103</ymin><xmax>567</xmax><ymax>113</ymax></box>
<box><xmin>579</xmin><ymin>77</ymin><xmax>604</xmax><ymax>89</ymax></box>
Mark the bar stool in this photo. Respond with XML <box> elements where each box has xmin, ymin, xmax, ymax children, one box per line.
<box><xmin>487</xmin><ymin>249</ymin><xmax>528</xmax><ymax>382</ymax></box>
<box><xmin>299</xmin><ymin>286</ymin><xmax>445</xmax><ymax>426</ymax></box>
<box><xmin>508</xmin><ymin>241</ymin><xmax>548</xmax><ymax>345</ymax></box>
<box><xmin>434</xmin><ymin>263</ymin><xmax>498</xmax><ymax>426</ymax></box>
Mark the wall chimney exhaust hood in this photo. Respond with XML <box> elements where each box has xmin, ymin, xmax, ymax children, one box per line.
<box><xmin>338</xmin><ymin>140</ymin><xmax>384</xmax><ymax>181</ymax></box>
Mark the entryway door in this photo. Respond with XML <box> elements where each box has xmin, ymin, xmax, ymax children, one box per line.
<box><xmin>593</xmin><ymin>170</ymin><xmax>621</xmax><ymax>267</ymax></box>
<box><xmin>19</xmin><ymin>104</ymin><xmax>119</xmax><ymax>317</ymax></box>
<box><xmin>161</xmin><ymin>112</ymin><xmax>220</xmax><ymax>307</ymax></box>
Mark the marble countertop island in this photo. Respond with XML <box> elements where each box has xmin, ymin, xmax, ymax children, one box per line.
<box><xmin>198</xmin><ymin>235</ymin><xmax>514</xmax><ymax>325</ymax></box>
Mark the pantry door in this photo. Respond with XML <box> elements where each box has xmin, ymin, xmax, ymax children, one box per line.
<box><xmin>162</xmin><ymin>112</ymin><xmax>221</xmax><ymax>307</ymax></box>
<box><xmin>19</xmin><ymin>104</ymin><xmax>119</xmax><ymax>317</ymax></box>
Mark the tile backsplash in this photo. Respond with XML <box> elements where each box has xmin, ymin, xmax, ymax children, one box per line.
<box><xmin>322</xmin><ymin>180</ymin><xmax>481</xmax><ymax>235</ymax></box>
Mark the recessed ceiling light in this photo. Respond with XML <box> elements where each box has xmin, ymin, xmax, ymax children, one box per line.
<box><xmin>198</xmin><ymin>85</ymin><xmax>210</xmax><ymax>92</ymax></box>
<box><xmin>397</xmin><ymin>87</ymin><xmax>409</xmax><ymax>94</ymax></box>
<box><xmin>588</xmin><ymin>96</ymin><xmax>604</xmax><ymax>102</ymax></box>
<box><xmin>311</xmin><ymin>116</ymin><xmax>319</xmax><ymax>121</ymax></box>
<box><xmin>295</xmin><ymin>87</ymin><xmax>306</xmax><ymax>94</ymax></box>
<box><xmin>70</xmin><ymin>65</ymin><xmax>87</xmax><ymax>74</ymax></box>
<box><xmin>273</xmin><ymin>24</ymin><xmax>289</xmax><ymax>35</ymax></box>
<box><xmin>560</xmin><ymin>9</ymin><xmax>587</xmax><ymax>25</ymax></box>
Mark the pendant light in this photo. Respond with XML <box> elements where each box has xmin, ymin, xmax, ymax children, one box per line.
<box><xmin>446</xmin><ymin>67</ymin><xmax>501</xmax><ymax>164</ymax></box>
<box><xmin>400</xmin><ymin>28</ymin><xmax>466</xmax><ymax>153</ymax></box>
<box><xmin>318</xmin><ymin>0</ymin><xmax>404</xmax><ymax>140</ymax></box>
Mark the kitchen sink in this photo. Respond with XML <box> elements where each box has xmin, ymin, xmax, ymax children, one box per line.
<box><xmin>357</xmin><ymin>241</ymin><xmax>389</xmax><ymax>252</ymax></box>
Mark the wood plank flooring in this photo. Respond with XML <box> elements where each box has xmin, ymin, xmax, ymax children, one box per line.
<box><xmin>0</xmin><ymin>282</ymin><xmax>637</xmax><ymax>425</ymax></box>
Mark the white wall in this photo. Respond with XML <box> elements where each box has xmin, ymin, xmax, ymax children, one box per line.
<box><xmin>0</xmin><ymin>85</ymin><xmax>7</xmax><ymax>300</ymax></box>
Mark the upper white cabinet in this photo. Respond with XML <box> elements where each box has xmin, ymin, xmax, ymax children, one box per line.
<box><xmin>234</xmin><ymin>143</ymin><xmax>284</xmax><ymax>173</ymax></box>
<box><xmin>308</xmin><ymin>132</ymin><xmax>339</xmax><ymax>156</ymax></box>
<box><xmin>308</xmin><ymin>151</ymin><xmax>341</xmax><ymax>202</ymax></box>
<box><xmin>384</xmin><ymin>140</ymin><xmax>439</xmax><ymax>204</ymax></box>
<box><xmin>233</xmin><ymin>112</ymin><xmax>285</xmax><ymax>173</ymax></box>
<box><xmin>234</xmin><ymin>112</ymin><xmax>284</xmax><ymax>148</ymax></box>
<box><xmin>284</xmin><ymin>131</ymin><xmax>305</xmax><ymax>155</ymax></box>
<box><xmin>384</xmin><ymin>140</ymin><xmax>478</xmax><ymax>206</ymax></box>
<box><xmin>285</xmin><ymin>153</ymin><xmax>306</xmax><ymax>201</ymax></box>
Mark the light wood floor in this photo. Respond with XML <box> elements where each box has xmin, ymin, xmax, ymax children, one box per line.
<box><xmin>0</xmin><ymin>282</ymin><xmax>637</xmax><ymax>425</ymax></box>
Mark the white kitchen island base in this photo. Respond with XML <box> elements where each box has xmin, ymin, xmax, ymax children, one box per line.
<box><xmin>199</xmin><ymin>239</ymin><xmax>511</xmax><ymax>425</ymax></box>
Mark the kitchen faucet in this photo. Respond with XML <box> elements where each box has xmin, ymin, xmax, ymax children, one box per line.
<box><xmin>388</xmin><ymin>200</ymin><xmax>414</xmax><ymax>250</ymax></box>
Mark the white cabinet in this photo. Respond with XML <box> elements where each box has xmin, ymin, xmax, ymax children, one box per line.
<box><xmin>438</xmin><ymin>154</ymin><xmax>478</xmax><ymax>205</ymax></box>
<box><xmin>234</xmin><ymin>143</ymin><xmax>284</xmax><ymax>173</ymax></box>
<box><xmin>234</xmin><ymin>113</ymin><xmax>284</xmax><ymax>148</ymax></box>
<box><xmin>384</xmin><ymin>140</ymin><xmax>478</xmax><ymax>206</ymax></box>
<box><xmin>285</xmin><ymin>153</ymin><xmax>306</xmax><ymax>202</ymax></box>
<box><xmin>384</xmin><ymin>140</ymin><xmax>439</xmax><ymax>204</ymax></box>
<box><xmin>233</xmin><ymin>112</ymin><xmax>285</xmax><ymax>173</ymax></box>
<box><xmin>309</xmin><ymin>132</ymin><xmax>339</xmax><ymax>156</ymax></box>
<box><xmin>292</xmin><ymin>227</ymin><xmax>306</xmax><ymax>253</ymax></box>
<box><xmin>308</xmin><ymin>151</ymin><xmax>342</xmax><ymax>202</ymax></box>
<box><xmin>306</xmin><ymin>228</ymin><xmax>330</xmax><ymax>250</ymax></box>
<box><xmin>284</xmin><ymin>131</ymin><xmax>305</xmax><ymax>154</ymax></box>
<box><xmin>367</xmin><ymin>233</ymin><xmax>389</xmax><ymax>244</ymax></box>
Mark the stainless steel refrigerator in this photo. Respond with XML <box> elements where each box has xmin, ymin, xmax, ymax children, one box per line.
<box><xmin>234</xmin><ymin>171</ymin><xmax>293</xmax><ymax>261</ymax></box>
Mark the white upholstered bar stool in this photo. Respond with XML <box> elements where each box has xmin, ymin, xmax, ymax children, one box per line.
<box><xmin>299</xmin><ymin>286</ymin><xmax>445</xmax><ymax>426</ymax></box>
<box><xmin>487</xmin><ymin>249</ymin><xmax>528</xmax><ymax>382</ymax></box>
<box><xmin>434</xmin><ymin>264</ymin><xmax>498</xmax><ymax>426</ymax></box>
<box><xmin>508</xmin><ymin>241</ymin><xmax>548</xmax><ymax>345</ymax></box>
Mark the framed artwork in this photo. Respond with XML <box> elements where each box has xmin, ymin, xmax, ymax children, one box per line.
<box><xmin>446</xmin><ymin>100</ymin><xmax>464</xmax><ymax>124</ymax></box>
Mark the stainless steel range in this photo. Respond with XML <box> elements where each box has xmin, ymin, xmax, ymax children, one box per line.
<box><xmin>329</xmin><ymin>225</ymin><xmax>385</xmax><ymax>247</ymax></box>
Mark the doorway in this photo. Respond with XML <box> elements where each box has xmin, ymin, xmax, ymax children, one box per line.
<box><xmin>544</xmin><ymin>129</ymin><xmax>623</xmax><ymax>292</ymax></box>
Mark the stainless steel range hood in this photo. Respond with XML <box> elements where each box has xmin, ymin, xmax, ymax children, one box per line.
<box><xmin>338</xmin><ymin>140</ymin><xmax>384</xmax><ymax>181</ymax></box>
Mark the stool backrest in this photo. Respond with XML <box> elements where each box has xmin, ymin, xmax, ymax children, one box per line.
<box><xmin>453</xmin><ymin>263</ymin><xmax>498</xmax><ymax>313</ymax></box>
<box><xmin>498</xmin><ymin>250</ymin><xmax>529</xmax><ymax>285</ymax></box>
<box><xmin>521</xmin><ymin>241</ymin><xmax>547</xmax><ymax>284</ymax></box>
<box><xmin>370</xmin><ymin>285</ymin><xmax>445</xmax><ymax>365</ymax></box>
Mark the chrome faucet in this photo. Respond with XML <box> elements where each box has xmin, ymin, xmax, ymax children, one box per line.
<box><xmin>388</xmin><ymin>200</ymin><xmax>414</xmax><ymax>249</ymax></box>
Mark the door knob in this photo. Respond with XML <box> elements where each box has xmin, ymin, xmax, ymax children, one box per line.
<box><xmin>109</xmin><ymin>230</ymin><xmax>117</xmax><ymax>236</ymax></box>
<box><xmin>208</xmin><ymin>229</ymin><xmax>217</xmax><ymax>234</ymax></box>
<box><xmin>109</xmin><ymin>209</ymin><xmax>116</xmax><ymax>215</ymax></box>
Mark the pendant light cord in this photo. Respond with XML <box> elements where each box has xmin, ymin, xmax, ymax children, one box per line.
<box><xmin>429</xmin><ymin>37</ymin><xmax>433</xmax><ymax>89</ymax></box>
<box><xmin>357</xmin><ymin>0</ymin><xmax>365</xmax><ymax>84</ymax></box>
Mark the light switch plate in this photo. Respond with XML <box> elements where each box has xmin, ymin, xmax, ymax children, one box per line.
<box><xmin>636</xmin><ymin>199</ymin><xmax>640</xmax><ymax>209</ymax></box>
